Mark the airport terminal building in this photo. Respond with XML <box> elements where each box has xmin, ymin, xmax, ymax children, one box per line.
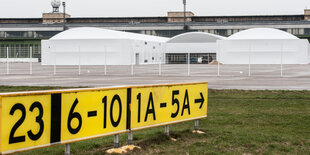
<box><xmin>1</xmin><ymin>5</ymin><xmax>310</xmax><ymax>62</ymax></box>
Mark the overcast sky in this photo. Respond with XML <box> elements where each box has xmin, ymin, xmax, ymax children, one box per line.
<box><xmin>1</xmin><ymin>0</ymin><xmax>310</xmax><ymax>18</ymax></box>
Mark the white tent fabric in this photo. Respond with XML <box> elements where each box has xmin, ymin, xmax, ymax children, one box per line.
<box><xmin>227</xmin><ymin>28</ymin><xmax>298</xmax><ymax>40</ymax></box>
<box><xmin>166</xmin><ymin>32</ymin><xmax>226</xmax><ymax>54</ymax></box>
<box><xmin>50</xmin><ymin>27</ymin><xmax>169</xmax><ymax>42</ymax></box>
<box><xmin>167</xmin><ymin>32</ymin><xmax>226</xmax><ymax>43</ymax></box>
<box><xmin>42</xmin><ymin>27</ymin><xmax>168</xmax><ymax>65</ymax></box>
<box><xmin>217</xmin><ymin>28</ymin><xmax>309</xmax><ymax>64</ymax></box>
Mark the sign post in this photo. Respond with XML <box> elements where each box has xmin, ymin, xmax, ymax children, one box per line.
<box><xmin>0</xmin><ymin>82</ymin><xmax>208</xmax><ymax>154</ymax></box>
<box><xmin>65</xmin><ymin>144</ymin><xmax>70</xmax><ymax>155</ymax></box>
<box><xmin>194</xmin><ymin>120</ymin><xmax>199</xmax><ymax>130</ymax></box>
<box><xmin>165</xmin><ymin>125</ymin><xmax>170</xmax><ymax>136</ymax></box>
<box><xmin>128</xmin><ymin>131</ymin><xmax>133</xmax><ymax>145</ymax></box>
<box><xmin>114</xmin><ymin>135</ymin><xmax>119</xmax><ymax>148</ymax></box>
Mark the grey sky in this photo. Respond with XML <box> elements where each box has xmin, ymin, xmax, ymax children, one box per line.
<box><xmin>1</xmin><ymin>0</ymin><xmax>310</xmax><ymax>18</ymax></box>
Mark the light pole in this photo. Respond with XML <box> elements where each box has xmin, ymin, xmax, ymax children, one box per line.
<box><xmin>62</xmin><ymin>1</ymin><xmax>66</xmax><ymax>31</ymax></box>
<box><xmin>183</xmin><ymin>0</ymin><xmax>187</xmax><ymax>31</ymax></box>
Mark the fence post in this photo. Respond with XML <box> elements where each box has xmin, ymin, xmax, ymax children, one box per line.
<box><xmin>65</xmin><ymin>144</ymin><xmax>70</xmax><ymax>155</ymax></box>
<box><xmin>54</xmin><ymin>55</ymin><xmax>56</xmax><ymax>75</ymax></box>
<box><xmin>248</xmin><ymin>43</ymin><xmax>251</xmax><ymax>77</ymax></box>
<box><xmin>280</xmin><ymin>43</ymin><xmax>283</xmax><ymax>77</ymax></box>
<box><xmin>30</xmin><ymin>46</ymin><xmax>32</xmax><ymax>75</ymax></box>
<box><xmin>104</xmin><ymin>46</ymin><xmax>107</xmax><ymax>75</ymax></box>
<box><xmin>159</xmin><ymin>63</ymin><xmax>161</xmax><ymax>76</ymax></box>
<box><xmin>6</xmin><ymin>46</ymin><xmax>9</xmax><ymax>75</ymax></box>
<box><xmin>187</xmin><ymin>52</ymin><xmax>190</xmax><ymax>76</ymax></box>
<box><xmin>217</xmin><ymin>43</ymin><xmax>220</xmax><ymax>76</ymax></box>
<box><xmin>78</xmin><ymin>47</ymin><xmax>81</xmax><ymax>75</ymax></box>
<box><xmin>53</xmin><ymin>49</ymin><xmax>57</xmax><ymax>75</ymax></box>
<box><xmin>130</xmin><ymin>45</ymin><xmax>134</xmax><ymax>76</ymax></box>
<box><xmin>104</xmin><ymin>65</ymin><xmax>107</xmax><ymax>75</ymax></box>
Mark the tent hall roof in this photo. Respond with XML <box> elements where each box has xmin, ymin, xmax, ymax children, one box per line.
<box><xmin>50</xmin><ymin>27</ymin><xmax>169</xmax><ymax>42</ymax></box>
<box><xmin>166</xmin><ymin>32</ymin><xmax>226</xmax><ymax>43</ymax></box>
<box><xmin>227</xmin><ymin>28</ymin><xmax>299</xmax><ymax>40</ymax></box>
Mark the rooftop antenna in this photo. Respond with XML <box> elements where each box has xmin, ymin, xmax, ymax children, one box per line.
<box><xmin>51</xmin><ymin>0</ymin><xmax>61</xmax><ymax>13</ymax></box>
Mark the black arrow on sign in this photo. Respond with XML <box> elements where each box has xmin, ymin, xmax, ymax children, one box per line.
<box><xmin>195</xmin><ymin>93</ymin><xmax>204</xmax><ymax>109</ymax></box>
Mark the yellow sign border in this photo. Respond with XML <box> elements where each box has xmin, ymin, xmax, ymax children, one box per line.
<box><xmin>0</xmin><ymin>82</ymin><xmax>208</xmax><ymax>97</ymax></box>
<box><xmin>0</xmin><ymin>96</ymin><xmax>2</xmax><ymax>153</ymax></box>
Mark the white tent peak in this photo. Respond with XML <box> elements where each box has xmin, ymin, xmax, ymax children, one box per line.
<box><xmin>227</xmin><ymin>28</ymin><xmax>299</xmax><ymax>40</ymax></box>
<box><xmin>50</xmin><ymin>27</ymin><xmax>169</xmax><ymax>42</ymax></box>
<box><xmin>166</xmin><ymin>32</ymin><xmax>226</xmax><ymax>43</ymax></box>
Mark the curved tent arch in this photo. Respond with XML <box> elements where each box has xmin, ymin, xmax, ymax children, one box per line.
<box><xmin>227</xmin><ymin>28</ymin><xmax>298</xmax><ymax>40</ymax></box>
<box><xmin>166</xmin><ymin>32</ymin><xmax>226</xmax><ymax>43</ymax></box>
<box><xmin>50</xmin><ymin>27</ymin><xmax>169</xmax><ymax>42</ymax></box>
<box><xmin>165</xmin><ymin>32</ymin><xmax>225</xmax><ymax>64</ymax></box>
<box><xmin>218</xmin><ymin>28</ymin><xmax>309</xmax><ymax>64</ymax></box>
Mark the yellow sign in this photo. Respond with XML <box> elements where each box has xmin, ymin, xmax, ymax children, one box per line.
<box><xmin>131</xmin><ymin>83</ymin><xmax>208</xmax><ymax>130</ymax></box>
<box><xmin>0</xmin><ymin>82</ymin><xmax>207</xmax><ymax>154</ymax></box>
<box><xmin>1</xmin><ymin>95</ymin><xmax>52</xmax><ymax>154</ymax></box>
<box><xmin>60</xmin><ymin>89</ymin><xmax>128</xmax><ymax>142</ymax></box>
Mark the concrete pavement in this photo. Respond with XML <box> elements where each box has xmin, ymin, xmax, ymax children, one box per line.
<box><xmin>1</xmin><ymin>63</ymin><xmax>310</xmax><ymax>90</ymax></box>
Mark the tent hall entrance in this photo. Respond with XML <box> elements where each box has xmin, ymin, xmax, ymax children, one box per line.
<box><xmin>166</xmin><ymin>53</ymin><xmax>216</xmax><ymax>64</ymax></box>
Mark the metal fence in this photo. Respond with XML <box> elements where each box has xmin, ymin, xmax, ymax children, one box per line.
<box><xmin>1</xmin><ymin>46</ymin><xmax>310</xmax><ymax>77</ymax></box>
<box><xmin>1</xmin><ymin>61</ymin><xmax>310</xmax><ymax>78</ymax></box>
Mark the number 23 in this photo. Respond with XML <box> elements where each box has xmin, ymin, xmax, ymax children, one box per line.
<box><xmin>9</xmin><ymin>102</ymin><xmax>44</xmax><ymax>144</ymax></box>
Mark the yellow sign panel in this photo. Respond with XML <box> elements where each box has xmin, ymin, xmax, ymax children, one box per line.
<box><xmin>131</xmin><ymin>83</ymin><xmax>208</xmax><ymax>129</ymax></box>
<box><xmin>60</xmin><ymin>89</ymin><xmax>128</xmax><ymax>142</ymax></box>
<box><xmin>0</xmin><ymin>82</ymin><xmax>207</xmax><ymax>154</ymax></box>
<box><xmin>1</xmin><ymin>95</ymin><xmax>51</xmax><ymax>153</ymax></box>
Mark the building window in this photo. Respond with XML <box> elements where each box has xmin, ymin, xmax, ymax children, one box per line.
<box><xmin>10</xmin><ymin>45</ymin><xmax>15</xmax><ymax>58</ymax></box>
<box><xmin>299</xmin><ymin>28</ymin><xmax>305</xmax><ymax>35</ymax></box>
<box><xmin>217</xmin><ymin>29</ymin><xmax>227</xmax><ymax>36</ymax></box>
<box><xmin>34</xmin><ymin>45</ymin><xmax>39</xmax><ymax>58</ymax></box>
<box><xmin>287</xmin><ymin>29</ymin><xmax>292</xmax><ymax>33</ymax></box>
<box><xmin>21</xmin><ymin>44</ymin><xmax>25</xmax><ymax>57</ymax></box>
<box><xmin>0</xmin><ymin>45</ymin><xmax>5</xmax><ymax>58</ymax></box>
<box><xmin>16</xmin><ymin>45</ymin><xmax>20</xmax><ymax>58</ymax></box>
<box><xmin>227</xmin><ymin>29</ymin><xmax>232</xmax><ymax>35</ymax></box>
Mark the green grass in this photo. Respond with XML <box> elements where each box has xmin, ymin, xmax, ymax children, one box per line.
<box><xmin>0</xmin><ymin>85</ymin><xmax>70</xmax><ymax>93</ymax></box>
<box><xmin>1</xmin><ymin>87</ymin><xmax>309</xmax><ymax>154</ymax></box>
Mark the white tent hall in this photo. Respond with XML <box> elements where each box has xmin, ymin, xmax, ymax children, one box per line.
<box><xmin>41</xmin><ymin>27</ymin><xmax>168</xmax><ymax>65</ymax></box>
<box><xmin>165</xmin><ymin>32</ymin><xmax>225</xmax><ymax>64</ymax></box>
<box><xmin>217</xmin><ymin>28</ymin><xmax>310</xmax><ymax>64</ymax></box>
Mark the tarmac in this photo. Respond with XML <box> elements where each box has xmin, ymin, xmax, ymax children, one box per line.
<box><xmin>1</xmin><ymin>63</ymin><xmax>310</xmax><ymax>90</ymax></box>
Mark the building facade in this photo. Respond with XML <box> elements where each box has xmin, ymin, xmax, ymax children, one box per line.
<box><xmin>1</xmin><ymin>10</ymin><xmax>310</xmax><ymax>60</ymax></box>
